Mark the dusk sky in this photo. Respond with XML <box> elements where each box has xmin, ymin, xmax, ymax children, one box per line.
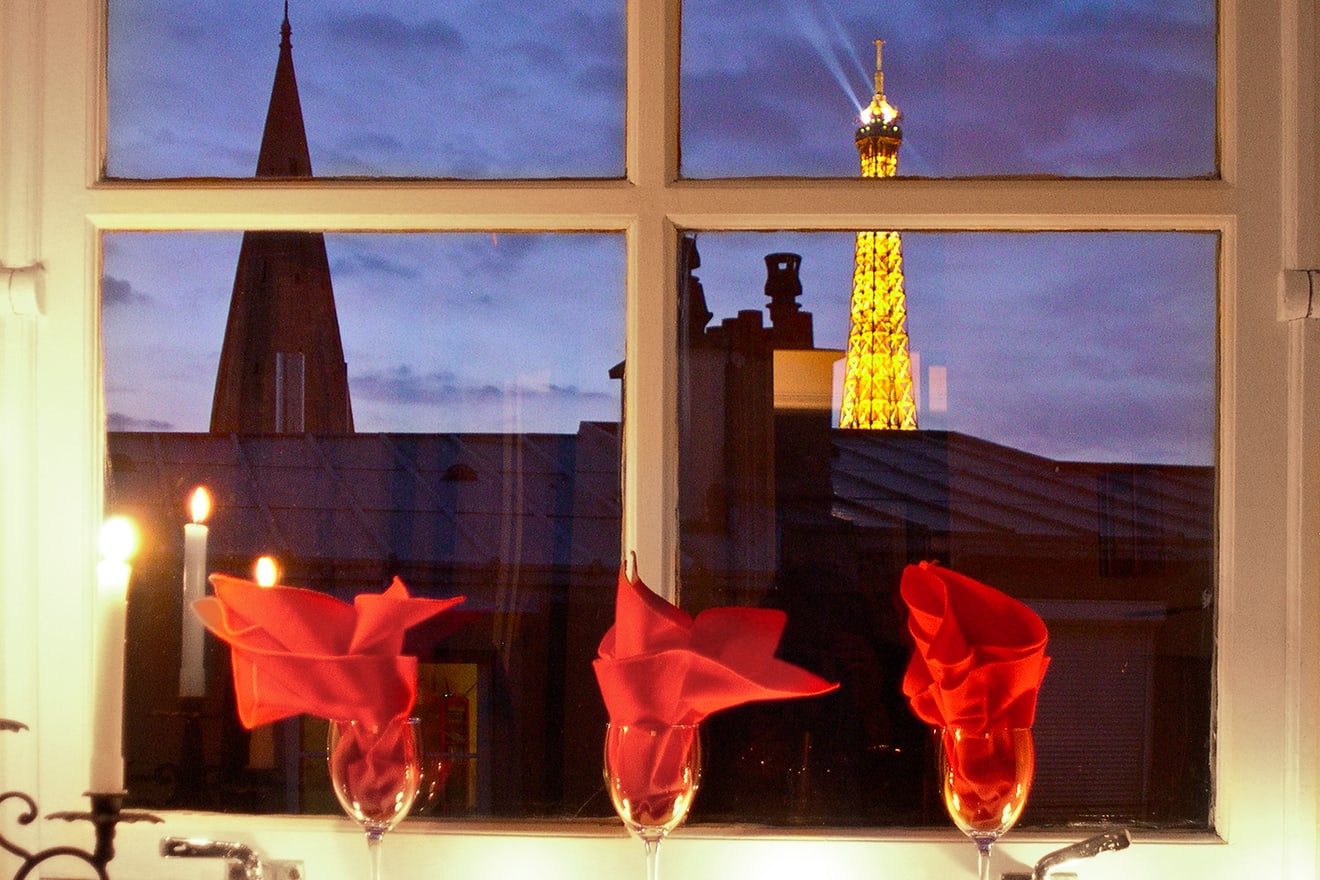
<box><xmin>102</xmin><ymin>0</ymin><xmax>1217</xmax><ymax>464</ymax></box>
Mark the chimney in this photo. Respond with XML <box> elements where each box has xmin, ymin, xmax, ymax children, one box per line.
<box><xmin>764</xmin><ymin>252</ymin><xmax>814</xmax><ymax>349</ymax></box>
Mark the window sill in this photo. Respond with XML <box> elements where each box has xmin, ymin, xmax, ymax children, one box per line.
<box><xmin>112</xmin><ymin>812</ymin><xmax>1227</xmax><ymax>880</ymax></box>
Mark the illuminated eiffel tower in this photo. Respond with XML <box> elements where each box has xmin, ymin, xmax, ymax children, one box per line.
<box><xmin>837</xmin><ymin>40</ymin><xmax>918</xmax><ymax>430</ymax></box>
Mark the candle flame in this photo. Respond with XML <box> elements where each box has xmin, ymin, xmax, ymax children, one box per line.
<box><xmin>255</xmin><ymin>556</ymin><xmax>279</xmax><ymax>587</ymax></box>
<box><xmin>189</xmin><ymin>486</ymin><xmax>211</xmax><ymax>523</ymax></box>
<box><xmin>100</xmin><ymin>516</ymin><xmax>138</xmax><ymax>563</ymax></box>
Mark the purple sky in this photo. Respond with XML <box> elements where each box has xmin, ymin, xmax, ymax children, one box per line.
<box><xmin>102</xmin><ymin>0</ymin><xmax>1217</xmax><ymax>464</ymax></box>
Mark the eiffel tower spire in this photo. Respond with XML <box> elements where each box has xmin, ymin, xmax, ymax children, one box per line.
<box><xmin>837</xmin><ymin>40</ymin><xmax>918</xmax><ymax>430</ymax></box>
<box><xmin>210</xmin><ymin>5</ymin><xmax>354</xmax><ymax>434</ymax></box>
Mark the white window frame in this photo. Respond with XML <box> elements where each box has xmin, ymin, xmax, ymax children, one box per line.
<box><xmin>2</xmin><ymin>1</ymin><xmax>1318</xmax><ymax>879</ymax></box>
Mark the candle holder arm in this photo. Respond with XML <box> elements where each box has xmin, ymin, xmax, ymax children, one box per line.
<box><xmin>2</xmin><ymin>791</ymin><xmax>162</xmax><ymax>880</ymax></box>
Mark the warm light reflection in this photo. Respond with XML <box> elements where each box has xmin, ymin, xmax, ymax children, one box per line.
<box><xmin>189</xmin><ymin>486</ymin><xmax>211</xmax><ymax>523</ymax></box>
<box><xmin>99</xmin><ymin>515</ymin><xmax>138</xmax><ymax>563</ymax></box>
<box><xmin>255</xmin><ymin>555</ymin><xmax>279</xmax><ymax>587</ymax></box>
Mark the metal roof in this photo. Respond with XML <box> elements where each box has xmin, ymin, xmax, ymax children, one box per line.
<box><xmin>108</xmin><ymin>426</ymin><xmax>1211</xmax><ymax>579</ymax></box>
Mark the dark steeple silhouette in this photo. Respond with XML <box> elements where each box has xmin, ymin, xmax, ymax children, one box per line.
<box><xmin>257</xmin><ymin>2</ymin><xmax>313</xmax><ymax>177</ymax></box>
<box><xmin>210</xmin><ymin>3</ymin><xmax>354</xmax><ymax>434</ymax></box>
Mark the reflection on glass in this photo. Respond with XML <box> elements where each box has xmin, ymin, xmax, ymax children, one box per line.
<box><xmin>103</xmin><ymin>231</ymin><xmax>624</xmax><ymax>816</ymax></box>
<box><xmin>107</xmin><ymin>1</ymin><xmax>625</xmax><ymax>179</ymax></box>
<box><xmin>678</xmin><ymin>230</ymin><xmax>1215</xmax><ymax>828</ymax></box>
<box><xmin>328</xmin><ymin>717</ymin><xmax>422</xmax><ymax>880</ymax></box>
<box><xmin>681</xmin><ymin>1</ymin><xmax>1216</xmax><ymax>178</ymax></box>
<box><xmin>604</xmin><ymin>722</ymin><xmax>703</xmax><ymax>880</ymax></box>
<box><xmin>940</xmin><ymin>727</ymin><xmax>1035</xmax><ymax>880</ymax></box>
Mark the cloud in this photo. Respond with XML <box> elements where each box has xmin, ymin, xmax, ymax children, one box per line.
<box><xmin>101</xmin><ymin>275</ymin><xmax>147</xmax><ymax>307</ymax></box>
<box><xmin>353</xmin><ymin>364</ymin><xmax>613</xmax><ymax>409</ymax></box>
<box><xmin>322</xmin><ymin>13</ymin><xmax>465</xmax><ymax>54</ymax></box>
<box><xmin>107</xmin><ymin>412</ymin><xmax>174</xmax><ymax>432</ymax></box>
<box><xmin>449</xmin><ymin>234</ymin><xmax>546</xmax><ymax>280</ymax></box>
<box><xmin>329</xmin><ymin>249</ymin><xmax>421</xmax><ymax>280</ymax></box>
<box><xmin>963</xmin><ymin>380</ymin><xmax>1213</xmax><ymax>466</ymax></box>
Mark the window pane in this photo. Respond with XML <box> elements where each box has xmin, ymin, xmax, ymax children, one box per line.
<box><xmin>104</xmin><ymin>231</ymin><xmax>626</xmax><ymax>818</ymax></box>
<box><xmin>678</xmin><ymin>231</ymin><xmax>1215</xmax><ymax>827</ymax></box>
<box><xmin>681</xmin><ymin>2</ymin><xmax>1216</xmax><ymax>178</ymax></box>
<box><xmin>106</xmin><ymin>1</ymin><xmax>625</xmax><ymax>179</ymax></box>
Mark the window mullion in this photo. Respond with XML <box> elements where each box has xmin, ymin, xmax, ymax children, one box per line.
<box><xmin>622</xmin><ymin>0</ymin><xmax>683</xmax><ymax>598</ymax></box>
<box><xmin>663</xmin><ymin>178</ymin><xmax>1234</xmax><ymax>232</ymax></box>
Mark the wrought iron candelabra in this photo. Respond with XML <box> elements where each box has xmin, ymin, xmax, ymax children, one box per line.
<box><xmin>0</xmin><ymin>719</ymin><xmax>161</xmax><ymax>880</ymax></box>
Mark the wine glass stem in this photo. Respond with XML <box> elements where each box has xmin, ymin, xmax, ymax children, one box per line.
<box><xmin>643</xmin><ymin>836</ymin><xmax>661</xmax><ymax>880</ymax></box>
<box><xmin>976</xmin><ymin>841</ymin><xmax>992</xmax><ymax>880</ymax></box>
<box><xmin>366</xmin><ymin>830</ymin><xmax>384</xmax><ymax>880</ymax></box>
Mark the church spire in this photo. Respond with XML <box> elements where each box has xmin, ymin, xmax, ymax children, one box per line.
<box><xmin>256</xmin><ymin>0</ymin><xmax>312</xmax><ymax>177</ymax></box>
<box><xmin>211</xmin><ymin>6</ymin><xmax>353</xmax><ymax>434</ymax></box>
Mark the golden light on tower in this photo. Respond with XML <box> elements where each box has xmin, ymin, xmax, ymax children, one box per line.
<box><xmin>837</xmin><ymin>40</ymin><xmax>919</xmax><ymax>430</ymax></box>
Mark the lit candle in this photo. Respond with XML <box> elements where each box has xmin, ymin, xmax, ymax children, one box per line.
<box><xmin>244</xmin><ymin>555</ymin><xmax>275</xmax><ymax>772</ymax></box>
<box><xmin>92</xmin><ymin>516</ymin><xmax>137</xmax><ymax>793</ymax></box>
<box><xmin>180</xmin><ymin>487</ymin><xmax>211</xmax><ymax>697</ymax></box>
<box><xmin>254</xmin><ymin>555</ymin><xmax>279</xmax><ymax>587</ymax></box>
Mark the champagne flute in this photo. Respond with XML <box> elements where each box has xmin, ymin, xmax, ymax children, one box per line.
<box><xmin>603</xmin><ymin>722</ymin><xmax>702</xmax><ymax>880</ymax></box>
<box><xmin>939</xmin><ymin>726</ymin><xmax>1034</xmax><ymax>880</ymax></box>
<box><xmin>328</xmin><ymin>716</ymin><xmax>422</xmax><ymax>880</ymax></box>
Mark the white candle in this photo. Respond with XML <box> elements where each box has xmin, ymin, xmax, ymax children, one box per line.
<box><xmin>180</xmin><ymin>487</ymin><xmax>211</xmax><ymax>697</ymax></box>
<box><xmin>92</xmin><ymin>516</ymin><xmax>136</xmax><ymax>793</ymax></box>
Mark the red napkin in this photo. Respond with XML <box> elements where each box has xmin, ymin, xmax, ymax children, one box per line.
<box><xmin>900</xmin><ymin>562</ymin><xmax>1048</xmax><ymax>826</ymax></box>
<box><xmin>593</xmin><ymin>560</ymin><xmax>839</xmax><ymax>726</ymax></box>
<box><xmin>899</xmin><ymin>561</ymin><xmax>1049</xmax><ymax>731</ymax></box>
<box><xmin>194</xmin><ymin>574</ymin><xmax>464</xmax><ymax>728</ymax></box>
<box><xmin>594</xmin><ymin>560</ymin><xmax>837</xmax><ymax>819</ymax></box>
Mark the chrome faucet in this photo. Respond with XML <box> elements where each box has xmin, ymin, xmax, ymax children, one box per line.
<box><xmin>161</xmin><ymin>838</ymin><xmax>263</xmax><ymax>880</ymax></box>
<box><xmin>1002</xmin><ymin>828</ymin><xmax>1133</xmax><ymax>880</ymax></box>
<box><xmin>160</xmin><ymin>837</ymin><xmax>304</xmax><ymax>880</ymax></box>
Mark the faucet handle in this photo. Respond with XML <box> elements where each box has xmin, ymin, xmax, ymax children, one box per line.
<box><xmin>161</xmin><ymin>837</ymin><xmax>265</xmax><ymax>880</ymax></box>
<box><xmin>1001</xmin><ymin>828</ymin><xmax>1133</xmax><ymax>880</ymax></box>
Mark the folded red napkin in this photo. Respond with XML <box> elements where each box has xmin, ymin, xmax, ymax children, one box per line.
<box><xmin>594</xmin><ymin>560</ymin><xmax>837</xmax><ymax>819</ymax></box>
<box><xmin>194</xmin><ymin>574</ymin><xmax>464</xmax><ymax>728</ymax></box>
<box><xmin>900</xmin><ymin>562</ymin><xmax>1048</xmax><ymax>828</ymax></box>
<box><xmin>899</xmin><ymin>561</ymin><xmax>1049</xmax><ymax>732</ymax></box>
<box><xmin>593</xmin><ymin>560</ymin><xmax>839</xmax><ymax>727</ymax></box>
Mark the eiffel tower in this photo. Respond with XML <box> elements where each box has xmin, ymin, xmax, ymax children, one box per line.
<box><xmin>837</xmin><ymin>40</ymin><xmax>918</xmax><ymax>430</ymax></box>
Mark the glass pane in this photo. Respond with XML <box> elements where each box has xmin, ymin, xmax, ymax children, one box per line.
<box><xmin>681</xmin><ymin>2</ymin><xmax>1216</xmax><ymax>178</ymax></box>
<box><xmin>678</xmin><ymin>231</ymin><xmax>1215</xmax><ymax>827</ymax></box>
<box><xmin>106</xmin><ymin>1</ymin><xmax>624</xmax><ymax>179</ymax></box>
<box><xmin>103</xmin><ymin>231</ymin><xmax>626</xmax><ymax>817</ymax></box>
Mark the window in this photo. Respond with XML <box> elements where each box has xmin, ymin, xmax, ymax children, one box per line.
<box><xmin>677</xmin><ymin>230</ymin><xmax>1216</xmax><ymax>828</ymax></box>
<box><xmin>105</xmin><ymin>2</ymin><xmax>626</xmax><ymax>179</ymax></box>
<box><xmin>2</xmin><ymin>3</ymin><xmax>1317</xmax><ymax>880</ymax></box>
<box><xmin>680</xmin><ymin>1</ymin><xmax>1216</xmax><ymax>178</ymax></box>
<box><xmin>104</xmin><ymin>231</ymin><xmax>626</xmax><ymax>818</ymax></box>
